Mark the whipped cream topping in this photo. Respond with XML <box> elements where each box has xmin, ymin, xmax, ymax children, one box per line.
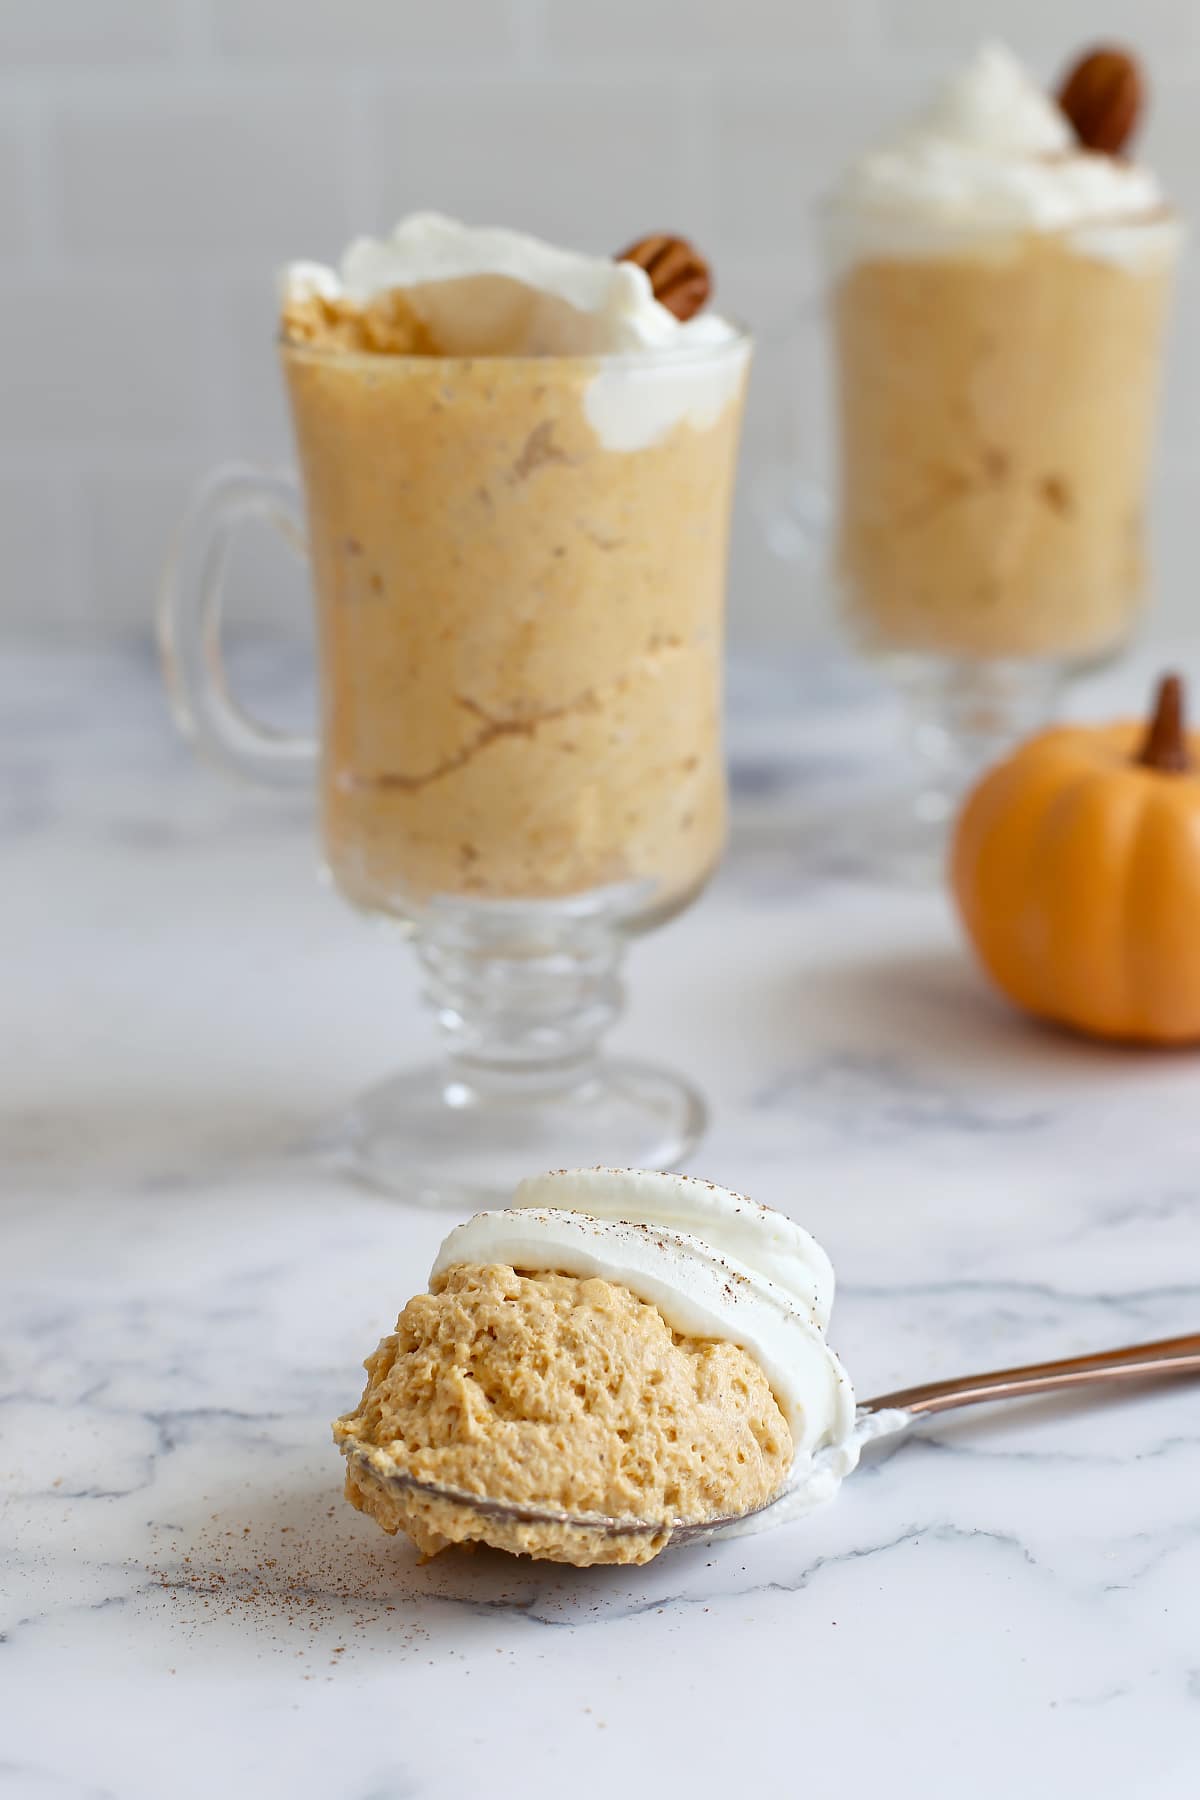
<box><xmin>283</xmin><ymin>211</ymin><xmax>737</xmax><ymax>357</ymax></box>
<box><xmin>827</xmin><ymin>43</ymin><xmax>1179</xmax><ymax>272</ymax></box>
<box><xmin>429</xmin><ymin>1169</ymin><xmax>857</xmax><ymax>1505</ymax></box>
<box><xmin>282</xmin><ymin>213</ymin><xmax>747</xmax><ymax>451</ymax></box>
<box><xmin>513</xmin><ymin>1166</ymin><xmax>835</xmax><ymax>1331</ymax></box>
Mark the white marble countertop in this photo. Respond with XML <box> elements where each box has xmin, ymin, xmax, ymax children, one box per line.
<box><xmin>7</xmin><ymin>643</ymin><xmax>1200</xmax><ymax>1800</ymax></box>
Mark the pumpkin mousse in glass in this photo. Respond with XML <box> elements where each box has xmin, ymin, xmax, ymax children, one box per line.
<box><xmin>279</xmin><ymin>214</ymin><xmax>749</xmax><ymax>919</ymax></box>
<box><xmin>826</xmin><ymin>42</ymin><xmax>1180</xmax><ymax>666</ymax></box>
<box><xmin>333</xmin><ymin>1169</ymin><xmax>857</xmax><ymax>1567</ymax></box>
<box><xmin>161</xmin><ymin>218</ymin><xmax>748</xmax><ymax>1205</ymax></box>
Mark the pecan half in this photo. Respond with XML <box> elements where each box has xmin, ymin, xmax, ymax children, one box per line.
<box><xmin>1057</xmin><ymin>45</ymin><xmax>1144</xmax><ymax>155</ymax></box>
<box><xmin>615</xmin><ymin>234</ymin><xmax>711</xmax><ymax>321</ymax></box>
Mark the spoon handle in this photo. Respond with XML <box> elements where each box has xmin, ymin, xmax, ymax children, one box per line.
<box><xmin>861</xmin><ymin>1331</ymin><xmax>1200</xmax><ymax>1417</ymax></box>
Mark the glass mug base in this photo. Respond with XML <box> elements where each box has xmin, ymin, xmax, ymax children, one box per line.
<box><xmin>321</xmin><ymin>888</ymin><xmax>707</xmax><ymax>1207</ymax></box>
<box><xmin>327</xmin><ymin>1056</ymin><xmax>706</xmax><ymax>1210</ymax></box>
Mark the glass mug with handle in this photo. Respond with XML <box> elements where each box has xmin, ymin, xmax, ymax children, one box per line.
<box><xmin>160</xmin><ymin>327</ymin><xmax>751</xmax><ymax>1207</ymax></box>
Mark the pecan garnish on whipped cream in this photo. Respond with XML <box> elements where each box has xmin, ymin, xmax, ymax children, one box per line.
<box><xmin>615</xmin><ymin>234</ymin><xmax>711</xmax><ymax>322</ymax></box>
<box><xmin>1057</xmin><ymin>45</ymin><xmax>1144</xmax><ymax>155</ymax></box>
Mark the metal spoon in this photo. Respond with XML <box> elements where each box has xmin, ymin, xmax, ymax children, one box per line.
<box><xmin>344</xmin><ymin>1330</ymin><xmax>1200</xmax><ymax>1556</ymax></box>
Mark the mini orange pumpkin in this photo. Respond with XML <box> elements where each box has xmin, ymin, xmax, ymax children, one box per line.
<box><xmin>951</xmin><ymin>674</ymin><xmax>1200</xmax><ymax>1045</ymax></box>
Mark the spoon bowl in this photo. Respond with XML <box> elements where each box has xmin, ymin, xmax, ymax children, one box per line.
<box><xmin>342</xmin><ymin>1451</ymin><xmax>781</xmax><ymax>1551</ymax></box>
<box><xmin>342</xmin><ymin>1331</ymin><xmax>1200</xmax><ymax>1561</ymax></box>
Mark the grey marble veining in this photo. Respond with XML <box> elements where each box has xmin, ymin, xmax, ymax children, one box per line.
<box><xmin>5</xmin><ymin>644</ymin><xmax>1199</xmax><ymax>1800</ymax></box>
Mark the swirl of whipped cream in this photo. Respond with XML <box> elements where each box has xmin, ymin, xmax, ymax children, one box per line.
<box><xmin>282</xmin><ymin>210</ymin><xmax>737</xmax><ymax>357</ymax></box>
<box><xmin>514</xmin><ymin>1166</ymin><xmax>835</xmax><ymax>1329</ymax></box>
<box><xmin>281</xmin><ymin>213</ymin><xmax>746</xmax><ymax>452</ymax></box>
<box><xmin>827</xmin><ymin>42</ymin><xmax>1180</xmax><ymax>273</ymax></box>
<box><xmin>429</xmin><ymin>1168</ymin><xmax>856</xmax><ymax>1467</ymax></box>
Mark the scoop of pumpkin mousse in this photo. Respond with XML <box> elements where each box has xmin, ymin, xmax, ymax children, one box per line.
<box><xmin>333</xmin><ymin>1169</ymin><xmax>855</xmax><ymax>1567</ymax></box>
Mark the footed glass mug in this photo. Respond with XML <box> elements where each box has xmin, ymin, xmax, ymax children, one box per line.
<box><xmin>160</xmin><ymin>331</ymin><xmax>750</xmax><ymax>1206</ymax></box>
<box><xmin>770</xmin><ymin>213</ymin><xmax>1180</xmax><ymax>871</ymax></box>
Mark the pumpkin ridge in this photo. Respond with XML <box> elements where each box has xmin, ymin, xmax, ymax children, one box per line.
<box><xmin>1080</xmin><ymin>766</ymin><xmax>1144</xmax><ymax>1037</ymax></box>
<box><xmin>1125</xmin><ymin>784</ymin><xmax>1200</xmax><ymax>1041</ymax></box>
<box><xmin>1018</xmin><ymin>774</ymin><xmax>1097</xmax><ymax>1022</ymax></box>
<box><xmin>952</xmin><ymin>745</ymin><xmax>1084</xmax><ymax>1009</ymax></box>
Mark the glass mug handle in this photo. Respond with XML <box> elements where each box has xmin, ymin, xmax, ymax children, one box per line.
<box><xmin>158</xmin><ymin>464</ymin><xmax>317</xmax><ymax>787</ymax></box>
<box><xmin>753</xmin><ymin>296</ymin><xmax>832</xmax><ymax>567</ymax></box>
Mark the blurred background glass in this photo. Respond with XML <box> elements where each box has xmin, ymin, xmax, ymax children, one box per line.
<box><xmin>3</xmin><ymin>0</ymin><xmax>1195</xmax><ymax>666</ymax></box>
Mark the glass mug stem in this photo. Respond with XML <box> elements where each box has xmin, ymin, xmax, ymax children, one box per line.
<box><xmin>418</xmin><ymin>901</ymin><xmax>623</xmax><ymax>1074</ymax></box>
<box><xmin>891</xmin><ymin>652</ymin><xmax>1067</xmax><ymax>817</ymax></box>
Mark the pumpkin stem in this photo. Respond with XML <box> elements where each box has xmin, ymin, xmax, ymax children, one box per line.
<box><xmin>1137</xmin><ymin>672</ymin><xmax>1189</xmax><ymax>773</ymax></box>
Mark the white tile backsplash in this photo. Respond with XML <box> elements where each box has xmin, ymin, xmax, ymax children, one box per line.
<box><xmin>211</xmin><ymin>0</ymin><xmax>519</xmax><ymax>64</ymax></box>
<box><xmin>0</xmin><ymin>123</ymin><xmax>33</xmax><ymax>260</ymax></box>
<box><xmin>55</xmin><ymin>89</ymin><xmax>357</xmax><ymax>264</ymax></box>
<box><xmin>1143</xmin><ymin>79</ymin><xmax>1200</xmax><ymax>226</ymax></box>
<box><xmin>0</xmin><ymin>0</ymin><xmax>178</xmax><ymax>66</ymax></box>
<box><xmin>0</xmin><ymin>278</ymin><xmax>222</xmax><ymax>446</ymax></box>
<box><xmin>710</xmin><ymin>74</ymin><xmax>928</xmax><ymax>250</ymax></box>
<box><xmin>1150</xmin><ymin>461</ymin><xmax>1200</xmax><ymax>629</ymax></box>
<box><xmin>543</xmin><ymin>0</ymin><xmax>870</xmax><ymax>66</ymax></box>
<box><xmin>881</xmin><ymin>0</ymin><xmax>1200</xmax><ymax>60</ymax></box>
<box><xmin>1160</xmin><ymin>259</ymin><xmax>1200</xmax><ymax>462</ymax></box>
<box><xmin>2</xmin><ymin>0</ymin><xmax>1197</xmax><ymax>651</ymax></box>
<box><xmin>365</xmin><ymin>76</ymin><xmax>698</xmax><ymax>252</ymax></box>
<box><xmin>0</xmin><ymin>475</ymin><xmax>74</xmax><ymax>625</ymax></box>
<box><xmin>221</xmin><ymin>274</ymin><xmax>297</xmax><ymax>457</ymax></box>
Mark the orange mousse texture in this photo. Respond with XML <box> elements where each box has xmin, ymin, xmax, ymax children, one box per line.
<box><xmin>834</xmin><ymin>234</ymin><xmax>1173</xmax><ymax>661</ymax></box>
<box><xmin>280</xmin><ymin>297</ymin><xmax>746</xmax><ymax>918</ymax></box>
<box><xmin>334</xmin><ymin>1264</ymin><xmax>791</xmax><ymax>1567</ymax></box>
